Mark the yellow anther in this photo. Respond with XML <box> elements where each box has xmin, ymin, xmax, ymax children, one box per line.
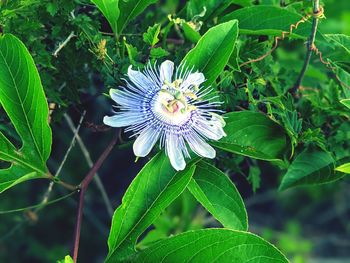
<box><xmin>188</xmin><ymin>105</ymin><xmax>197</xmax><ymax>111</ymax></box>
<box><xmin>193</xmin><ymin>85</ymin><xmax>200</xmax><ymax>92</ymax></box>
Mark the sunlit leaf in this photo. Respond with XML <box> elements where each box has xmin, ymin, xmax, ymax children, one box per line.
<box><xmin>187</xmin><ymin>161</ymin><xmax>248</xmax><ymax>230</ymax></box>
<box><xmin>106</xmin><ymin>153</ymin><xmax>197</xmax><ymax>261</ymax></box>
<box><xmin>182</xmin><ymin>20</ymin><xmax>239</xmax><ymax>86</ymax></box>
<box><xmin>335</xmin><ymin>162</ymin><xmax>350</xmax><ymax>174</ymax></box>
<box><xmin>57</xmin><ymin>255</ymin><xmax>74</xmax><ymax>263</ymax></box>
<box><xmin>0</xmin><ymin>34</ymin><xmax>52</xmax><ymax>193</ymax></box>
<box><xmin>132</xmin><ymin>229</ymin><xmax>288</xmax><ymax>262</ymax></box>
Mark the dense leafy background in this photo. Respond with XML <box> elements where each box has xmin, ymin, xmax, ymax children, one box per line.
<box><xmin>0</xmin><ymin>0</ymin><xmax>349</xmax><ymax>262</ymax></box>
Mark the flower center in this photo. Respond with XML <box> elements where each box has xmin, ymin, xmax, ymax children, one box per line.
<box><xmin>152</xmin><ymin>79</ymin><xmax>197</xmax><ymax>125</ymax></box>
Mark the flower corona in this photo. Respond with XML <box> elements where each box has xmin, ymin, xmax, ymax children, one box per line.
<box><xmin>103</xmin><ymin>60</ymin><xmax>226</xmax><ymax>170</ymax></box>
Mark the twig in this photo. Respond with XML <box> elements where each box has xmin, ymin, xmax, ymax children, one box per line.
<box><xmin>291</xmin><ymin>0</ymin><xmax>321</xmax><ymax>93</ymax></box>
<box><xmin>53</xmin><ymin>31</ymin><xmax>76</xmax><ymax>57</ymax></box>
<box><xmin>72</xmin><ymin>132</ymin><xmax>118</xmax><ymax>262</ymax></box>
<box><xmin>38</xmin><ymin>111</ymin><xmax>86</xmax><ymax>209</ymax></box>
<box><xmin>64</xmin><ymin>114</ymin><xmax>114</xmax><ymax>217</ymax></box>
<box><xmin>1</xmin><ymin>191</ymin><xmax>77</xmax><ymax>214</ymax></box>
<box><xmin>56</xmin><ymin>112</ymin><xmax>86</xmax><ymax>177</ymax></box>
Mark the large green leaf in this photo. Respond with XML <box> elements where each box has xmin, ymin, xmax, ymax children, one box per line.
<box><xmin>221</xmin><ymin>5</ymin><xmax>312</xmax><ymax>39</ymax></box>
<box><xmin>279</xmin><ymin>149</ymin><xmax>345</xmax><ymax>191</ymax></box>
<box><xmin>182</xmin><ymin>20</ymin><xmax>239</xmax><ymax>86</ymax></box>
<box><xmin>117</xmin><ymin>0</ymin><xmax>157</xmax><ymax>35</ymax></box>
<box><xmin>91</xmin><ymin>0</ymin><xmax>120</xmax><ymax>34</ymax></box>
<box><xmin>132</xmin><ymin>229</ymin><xmax>288</xmax><ymax>262</ymax></box>
<box><xmin>211</xmin><ymin>111</ymin><xmax>288</xmax><ymax>162</ymax></box>
<box><xmin>0</xmin><ymin>34</ymin><xmax>52</xmax><ymax>193</ymax></box>
<box><xmin>106</xmin><ymin>153</ymin><xmax>197</xmax><ymax>262</ymax></box>
<box><xmin>187</xmin><ymin>161</ymin><xmax>248</xmax><ymax>230</ymax></box>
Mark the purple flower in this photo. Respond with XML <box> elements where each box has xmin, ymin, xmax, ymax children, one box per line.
<box><xmin>104</xmin><ymin>60</ymin><xmax>226</xmax><ymax>170</ymax></box>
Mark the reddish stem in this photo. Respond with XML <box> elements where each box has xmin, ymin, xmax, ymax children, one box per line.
<box><xmin>72</xmin><ymin>188</ymin><xmax>85</xmax><ymax>262</ymax></box>
<box><xmin>72</xmin><ymin>132</ymin><xmax>119</xmax><ymax>262</ymax></box>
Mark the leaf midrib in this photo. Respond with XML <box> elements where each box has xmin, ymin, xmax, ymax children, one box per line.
<box><xmin>109</xmin><ymin>164</ymin><xmax>195</xmax><ymax>259</ymax></box>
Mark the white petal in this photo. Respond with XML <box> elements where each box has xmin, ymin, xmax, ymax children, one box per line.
<box><xmin>133</xmin><ymin>127</ymin><xmax>160</xmax><ymax>157</ymax></box>
<box><xmin>166</xmin><ymin>134</ymin><xmax>186</xmax><ymax>171</ymax></box>
<box><xmin>110</xmin><ymin>89</ymin><xmax>143</xmax><ymax>107</ymax></box>
<box><xmin>128</xmin><ymin>66</ymin><xmax>157</xmax><ymax>92</ymax></box>
<box><xmin>181</xmin><ymin>72</ymin><xmax>205</xmax><ymax>90</ymax></box>
<box><xmin>213</xmin><ymin>122</ymin><xmax>227</xmax><ymax>138</ymax></box>
<box><xmin>187</xmin><ymin>133</ymin><xmax>216</xmax><ymax>159</ymax></box>
<box><xmin>210</xmin><ymin>118</ymin><xmax>227</xmax><ymax>138</ymax></box>
<box><xmin>160</xmin><ymin>60</ymin><xmax>174</xmax><ymax>83</ymax></box>
<box><xmin>103</xmin><ymin>112</ymin><xmax>142</xmax><ymax>127</ymax></box>
<box><xmin>194</xmin><ymin>118</ymin><xmax>226</xmax><ymax>140</ymax></box>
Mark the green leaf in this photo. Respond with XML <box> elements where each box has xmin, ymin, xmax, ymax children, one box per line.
<box><xmin>211</xmin><ymin>111</ymin><xmax>288</xmax><ymax>162</ymax></box>
<box><xmin>181</xmin><ymin>22</ymin><xmax>201</xmax><ymax>43</ymax></box>
<box><xmin>117</xmin><ymin>0</ymin><xmax>157</xmax><ymax>35</ymax></box>
<box><xmin>123</xmin><ymin>38</ymin><xmax>138</xmax><ymax>64</ymax></box>
<box><xmin>132</xmin><ymin>229</ymin><xmax>288</xmax><ymax>262</ymax></box>
<box><xmin>333</xmin><ymin>63</ymin><xmax>350</xmax><ymax>97</ymax></box>
<box><xmin>182</xmin><ymin>20</ymin><xmax>239</xmax><ymax>86</ymax></box>
<box><xmin>228</xmin><ymin>46</ymin><xmax>240</xmax><ymax>71</ymax></box>
<box><xmin>46</xmin><ymin>2</ymin><xmax>59</xmax><ymax>16</ymax></box>
<box><xmin>187</xmin><ymin>0</ymin><xmax>252</xmax><ymax>21</ymax></box>
<box><xmin>91</xmin><ymin>0</ymin><xmax>120</xmax><ymax>34</ymax></box>
<box><xmin>143</xmin><ymin>23</ymin><xmax>160</xmax><ymax>47</ymax></box>
<box><xmin>335</xmin><ymin>163</ymin><xmax>350</xmax><ymax>174</ymax></box>
<box><xmin>0</xmin><ymin>34</ymin><xmax>52</xmax><ymax>193</ymax></box>
<box><xmin>340</xmin><ymin>98</ymin><xmax>350</xmax><ymax>110</ymax></box>
<box><xmin>319</xmin><ymin>34</ymin><xmax>350</xmax><ymax>64</ymax></box>
<box><xmin>106</xmin><ymin>153</ymin><xmax>197</xmax><ymax>261</ymax></box>
<box><xmin>57</xmin><ymin>255</ymin><xmax>74</xmax><ymax>263</ymax></box>
<box><xmin>279</xmin><ymin>149</ymin><xmax>345</xmax><ymax>191</ymax></box>
<box><xmin>221</xmin><ymin>5</ymin><xmax>312</xmax><ymax>38</ymax></box>
<box><xmin>150</xmin><ymin>47</ymin><xmax>169</xmax><ymax>59</ymax></box>
<box><xmin>248</xmin><ymin>165</ymin><xmax>261</xmax><ymax>192</ymax></box>
<box><xmin>187</xmin><ymin>161</ymin><xmax>248</xmax><ymax>231</ymax></box>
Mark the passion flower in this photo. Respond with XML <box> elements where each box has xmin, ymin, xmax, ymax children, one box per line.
<box><xmin>103</xmin><ymin>60</ymin><xmax>226</xmax><ymax>170</ymax></box>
